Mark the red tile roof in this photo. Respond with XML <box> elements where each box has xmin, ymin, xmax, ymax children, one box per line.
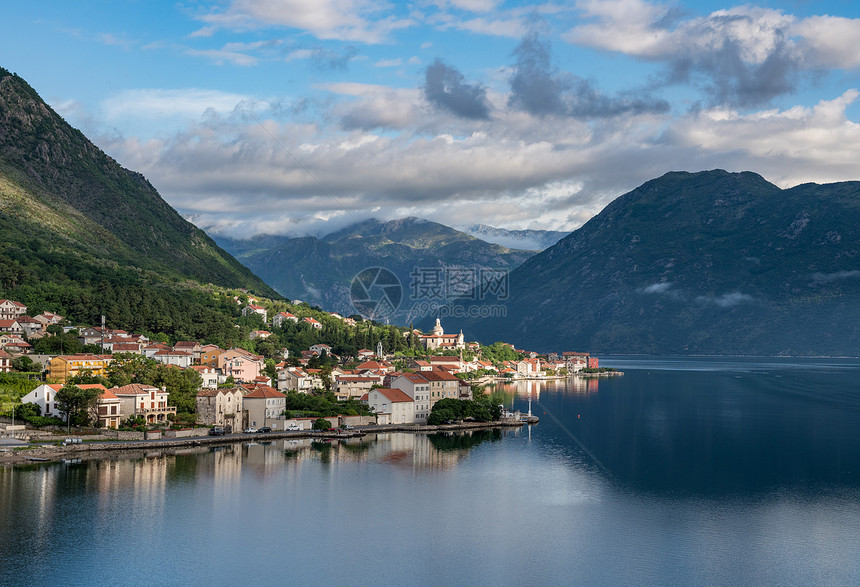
<box><xmin>375</xmin><ymin>388</ymin><xmax>413</xmax><ymax>403</ymax></box>
<box><xmin>111</xmin><ymin>383</ymin><xmax>161</xmax><ymax>396</ymax></box>
<box><xmin>243</xmin><ymin>385</ymin><xmax>285</xmax><ymax>399</ymax></box>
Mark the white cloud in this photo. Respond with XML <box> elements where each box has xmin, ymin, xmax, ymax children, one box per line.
<box><xmin>428</xmin><ymin>11</ymin><xmax>526</xmax><ymax>38</ymax></box>
<box><xmin>197</xmin><ymin>0</ymin><xmax>414</xmax><ymax>44</ymax></box>
<box><xmin>568</xmin><ymin>1</ymin><xmax>860</xmax><ymax>71</ymax></box>
<box><xmin>664</xmin><ymin>90</ymin><xmax>860</xmax><ymax>183</ymax></box>
<box><xmin>101</xmin><ymin>89</ymin><xmax>258</xmax><ymax>121</ymax></box>
<box><xmin>90</xmin><ymin>76</ymin><xmax>860</xmax><ymax>238</ymax></box>
<box><xmin>375</xmin><ymin>58</ymin><xmax>402</xmax><ymax>67</ymax></box>
<box><xmin>185</xmin><ymin>48</ymin><xmax>259</xmax><ymax>66</ymax></box>
<box><xmin>794</xmin><ymin>16</ymin><xmax>860</xmax><ymax>69</ymax></box>
<box><xmin>429</xmin><ymin>0</ymin><xmax>504</xmax><ymax>12</ymax></box>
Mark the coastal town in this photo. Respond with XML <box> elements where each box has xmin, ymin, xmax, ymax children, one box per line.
<box><xmin>1</xmin><ymin>297</ymin><xmax>605</xmax><ymax>445</ymax></box>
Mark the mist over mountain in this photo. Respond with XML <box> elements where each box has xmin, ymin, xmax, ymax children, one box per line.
<box><xmin>459</xmin><ymin>170</ymin><xmax>860</xmax><ymax>356</ymax></box>
<box><xmin>460</xmin><ymin>224</ymin><xmax>569</xmax><ymax>251</ymax></box>
<box><xmin>215</xmin><ymin>217</ymin><xmax>536</xmax><ymax>320</ymax></box>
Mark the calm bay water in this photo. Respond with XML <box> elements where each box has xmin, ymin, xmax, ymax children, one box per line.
<box><xmin>2</xmin><ymin>357</ymin><xmax>860</xmax><ymax>586</ymax></box>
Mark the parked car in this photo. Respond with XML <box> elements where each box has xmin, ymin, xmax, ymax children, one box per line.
<box><xmin>259</xmin><ymin>426</ymin><xmax>272</xmax><ymax>433</ymax></box>
<box><xmin>209</xmin><ymin>427</ymin><xmax>226</xmax><ymax>436</ymax></box>
<box><xmin>342</xmin><ymin>425</ymin><xmax>354</xmax><ymax>430</ymax></box>
<box><xmin>243</xmin><ymin>427</ymin><xmax>258</xmax><ymax>434</ymax></box>
<box><xmin>287</xmin><ymin>424</ymin><xmax>300</xmax><ymax>431</ymax></box>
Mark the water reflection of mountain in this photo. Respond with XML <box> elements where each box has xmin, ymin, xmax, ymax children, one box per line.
<box><xmin>536</xmin><ymin>365</ymin><xmax>860</xmax><ymax>497</ymax></box>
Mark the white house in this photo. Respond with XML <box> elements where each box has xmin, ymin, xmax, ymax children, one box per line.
<box><xmin>189</xmin><ymin>365</ymin><xmax>219</xmax><ymax>388</ymax></box>
<box><xmin>242</xmin><ymin>303</ymin><xmax>268</xmax><ymax>323</ymax></box>
<box><xmin>272</xmin><ymin>311</ymin><xmax>299</xmax><ymax>327</ymax></box>
<box><xmin>390</xmin><ymin>373</ymin><xmax>431</xmax><ymax>424</ymax></box>
<box><xmin>0</xmin><ymin>300</ymin><xmax>27</xmax><ymax>321</ymax></box>
<box><xmin>152</xmin><ymin>349</ymin><xmax>193</xmax><ymax>368</ymax></box>
<box><xmin>367</xmin><ymin>388</ymin><xmax>415</xmax><ymax>425</ymax></box>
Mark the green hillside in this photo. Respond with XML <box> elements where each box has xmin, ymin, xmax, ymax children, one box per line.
<box><xmin>0</xmin><ymin>66</ymin><xmax>279</xmax><ymax>340</ymax></box>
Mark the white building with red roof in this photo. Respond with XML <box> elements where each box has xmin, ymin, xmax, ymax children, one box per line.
<box><xmin>0</xmin><ymin>300</ymin><xmax>26</xmax><ymax>321</ymax></box>
<box><xmin>189</xmin><ymin>365</ymin><xmax>219</xmax><ymax>388</ymax></box>
<box><xmin>111</xmin><ymin>383</ymin><xmax>176</xmax><ymax>424</ymax></box>
<box><xmin>390</xmin><ymin>373</ymin><xmax>431</xmax><ymax>423</ymax></box>
<box><xmin>152</xmin><ymin>349</ymin><xmax>193</xmax><ymax>368</ymax></box>
<box><xmin>302</xmin><ymin>317</ymin><xmax>322</xmax><ymax>330</ymax></box>
<box><xmin>0</xmin><ymin>319</ymin><xmax>23</xmax><ymax>335</ymax></box>
<box><xmin>21</xmin><ymin>383</ymin><xmax>121</xmax><ymax>427</ymax></box>
<box><xmin>242</xmin><ymin>303</ymin><xmax>268</xmax><ymax>323</ymax></box>
<box><xmin>272</xmin><ymin>311</ymin><xmax>298</xmax><ymax>327</ymax></box>
<box><xmin>367</xmin><ymin>388</ymin><xmax>414</xmax><ymax>425</ymax></box>
<box><xmin>277</xmin><ymin>367</ymin><xmax>313</xmax><ymax>393</ymax></box>
<box><xmin>33</xmin><ymin>312</ymin><xmax>64</xmax><ymax>326</ymax></box>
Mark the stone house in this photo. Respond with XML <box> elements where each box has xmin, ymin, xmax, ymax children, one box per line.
<box><xmin>196</xmin><ymin>387</ymin><xmax>244</xmax><ymax>431</ymax></box>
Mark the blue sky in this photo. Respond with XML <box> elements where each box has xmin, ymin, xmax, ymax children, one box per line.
<box><xmin>4</xmin><ymin>0</ymin><xmax>860</xmax><ymax>237</ymax></box>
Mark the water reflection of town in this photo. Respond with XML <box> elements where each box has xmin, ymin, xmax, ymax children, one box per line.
<box><xmin>0</xmin><ymin>430</ymin><xmax>520</xmax><ymax>521</ymax></box>
<box><xmin>489</xmin><ymin>375</ymin><xmax>600</xmax><ymax>403</ymax></box>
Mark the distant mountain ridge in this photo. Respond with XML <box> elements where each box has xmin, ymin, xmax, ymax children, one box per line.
<box><xmin>461</xmin><ymin>224</ymin><xmax>568</xmax><ymax>250</ymax></box>
<box><xmin>460</xmin><ymin>170</ymin><xmax>860</xmax><ymax>356</ymax></box>
<box><xmin>215</xmin><ymin>217</ymin><xmax>536</xmax><ymax>319</ymax></box>
<box><xmin>0</xmin><ymin>66</ymin><xmax>277</xmax><ymax>337</ymax></box>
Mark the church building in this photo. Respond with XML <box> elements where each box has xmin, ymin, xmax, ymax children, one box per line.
<box><xmin>419</xmin><ymin>319</ymin><xmax>465</xmax><ymax>351</ymax></box>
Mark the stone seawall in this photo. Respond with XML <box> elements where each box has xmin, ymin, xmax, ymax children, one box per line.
<box><xmin>2</xmin><ymin>418</ymin><xmax>539</xmax><ymax>465</ymax></box>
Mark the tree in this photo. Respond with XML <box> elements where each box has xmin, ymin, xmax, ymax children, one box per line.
<box><xmin>12</xmin><ymin>356</ymin><xmax>35</xmax><ymax>373</ymax></box>
<box><xmin>55</xmin><ymin>384</ymin><xmax>100</xmax><ymax>427</ymax></box>
<box><xmin>13</xmin><ymin>402</ymin><xmax>40</xmax><ymax>421</ymax></box>
<box><xmin>66</xmin><ymin>371</ymin><xmax>111</xmax><ymax>387</ymax></box>
<box><xmin>312</xmin><ymin>417</ymin><xmax>332</xmax><ymax>430</ymax></box>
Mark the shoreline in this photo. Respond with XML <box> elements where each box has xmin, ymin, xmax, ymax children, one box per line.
<box><xmin>0</xmin><ymin>417</ymin><xmax>538</xmax><ymax>466</ymax></box>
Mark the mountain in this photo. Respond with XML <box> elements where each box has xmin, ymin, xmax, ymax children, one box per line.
<box><xmin>460</xmin><ymin>224</ymin><xmax>568</xmax><ymax>250</ymax></box>
<box><xmin>0</xmin><ymin>66</ymin><xmax>278</xmax><ymax>339</ymax></box>
<box><xmin>459</xmin><ymin>170</ymin><xmax>860</xmax><ymax>356</ymax></box>
<box><xmin>215</xmin><ymin>217</ymin><xmax>536</xmax><ymax>321</ymax></box>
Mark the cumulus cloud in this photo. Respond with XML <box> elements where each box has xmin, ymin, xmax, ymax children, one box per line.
<box><xmin>424</xmin><ymin>59</ymin><xmax>491</xmax><ymax>120</ymax></box>
<box><xmin>566</xmin><ymin>1</ymin><xmax>860</xmax><ymax>108</ymax></box>
<box><xmin>195</xmin><ymin>0</ymin><xmax>413</xmax><ymax>44</ymax></box>
<box><xmin>83</xmin><ymin>74</ymin><xmax>860</xmax><ymax>238</ymax></box>
<box><xmin>508</xmin><ymin>30</ymin><xmax>669</xmax><ymax>118</ymax></box>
